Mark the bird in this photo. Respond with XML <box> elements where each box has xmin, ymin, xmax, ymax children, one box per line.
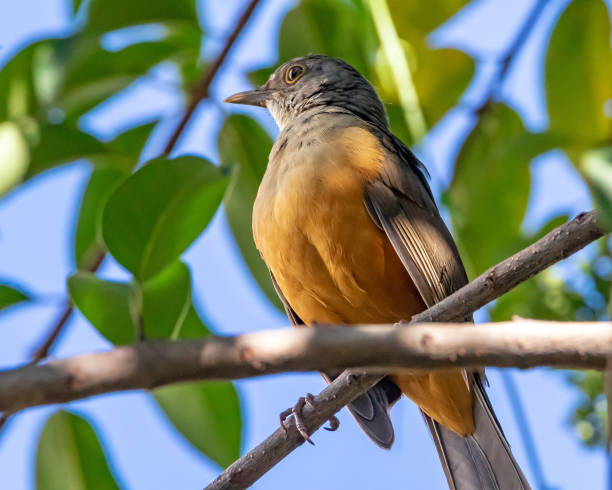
<box><xmin>225</xmin><ymin>54</ymin><xmax>530</xmax><ymax>490</ymax></box>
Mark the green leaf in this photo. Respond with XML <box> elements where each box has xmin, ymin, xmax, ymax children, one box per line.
<box><xmin>413</xmin><ymin>47</ymin><xmax>474</xmax><ymax>127</ymax></box>
<box><xmin>84</xmin><ymin>0</ymin><xmax>199</xmax><ymax>33</ymax></box>
<box><xmin>74</xmin><ymin>121</ymin><xmax>157</xmax><ymax>269</ymax></box>
<box><xmin>36</xmin><ymin>410</ymin><xmax>119</xmax><ymax>490</ymax></box>
<box><xmin>175</xmin><ymin>304</ymin><xmax>210</xmax><ymax>339</ymax></box>
<box><xmin>444</xmin><ymin>104</ymin><xmax>561</xmax><ymax>275</ymax></box>
<box><xmin>0</xmin><ymin>121</ymin><xmax>30</xmax><ymax>196</ymax></box>
<box><xmin>545</xmin><ymin>0</ymin><xmax>612</xmax><ymax>147</ymax></box>
<box><xmin>26</xmin><ymin>123</ymin><xmax>107</xmax><ymax>179</ymax></box>
<box><xmin>154</xmin><ymin>381</ymin><xmax>241</xmax><ymax>468</ymax></box>
<box><xmin>387</xmin><ymin>0</ymin><xmax>471</xmax><ymax>43</ymax></box>
<box><xmin>75</xmin><ymin>168</ymin><xmax>126</xmax><ymax>269</ymax></box>
<box><xmin>106</xmin><ymin>121</ymin><xmax>157</xmax><ymax>157</ymax></box>
<box><xmin>0</xmin><ymin>284</ymin><xmax>29</xmax><ymax>313</ymax></box>
<box><xmin>102</xmin><ymin>156</ymin><xmax>228</xmax><ymax>280</ymax></box>
<box><xmin>582</xmin><ymin>146</ymin><xmax>612</xmax><ymax>228</ymax></box>
<box><xmin>68</xmin><ymin>272</ymin><xmax>137</xmax><ymax>345</ymax></box>
<box><xmin>248</xmin><ymin>0</ymin><xmax>377</xmax><ymax>86</ymax></box>
<box><xmin>218</xmin><ymin>115</ymin><xmax>282</xmax><ymax>310</ymax></box>
<box><xmin>59</xmin><ymin>42</ymin><xmax>186</xmax><ymax>121</ymax></box>
<box><xmin>141</xmin><ymin>260</ymin><xmax>191</xmax><ymax>339</ymax></box>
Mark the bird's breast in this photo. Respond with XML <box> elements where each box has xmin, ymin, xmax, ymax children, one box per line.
<box><xmin>253</xmin><ymin>125</ymin><xmax>423</xmax><ymax>325</ymax></box>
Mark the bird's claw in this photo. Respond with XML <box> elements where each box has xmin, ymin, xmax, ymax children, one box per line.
<box><xmin>279</xmin><ymin>393</ymin><xmax>340</xmax><ymax>444</ymax></box>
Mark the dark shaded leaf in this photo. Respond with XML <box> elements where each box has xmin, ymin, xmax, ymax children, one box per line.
<box><xmin>36</xmin><ymin>410</ymin><xmax>119</xmax><ymax>490</ymax></box>
<box><xmin>218</xmin><ymin>115</ymin><xmax>282</xmax><ymax>310</ymax></box>
<box><xmin>545</xmin><ymin>0</ymin><xmax>612</xmax><ymax>147</ymax></box>
<box><xmin>26</xmin><ymin>123</ymin><xmax>107</xmax><ymax>179</ymax></box>
<box><xmin>582</xmin><ymin>146</ymin><xmax>612</xmax><ymax>228</ymax></box>
<box><xmin>444</xmin><ymin>104</ymin><xmax>562</xmax><ymax>275</ymax></box>
<box><xmin>84</xmin><ymin>0</ymin><xmax>199</xmax><ymax>34</ymax></box>
<box><xmin>74</xmin><ymin>168</ymin><xmax>126</xmax><ymax>269</ymax></box>
<box><xmin>102</xmin><ymin>156</ymin><xmax>228</xmax><ymax>280</ymax></box>
<box><xmin>68</xmin><ymin>272</ymin><xmax>137</xmax><ymax>345</ymax></box>
<box><xmin>0</xmin><ymin>284</ymin><xmax>29</xmax><ymax>313</ymax></box>
<box><xmin>154</xmin><ymin>381</ymin><xmax>241</xmax><ymax>468</ymax></box>
<box><xmin>141</xmin><ymin>260</ymin><xmax>191</xmax><ymax>339</ymax></box>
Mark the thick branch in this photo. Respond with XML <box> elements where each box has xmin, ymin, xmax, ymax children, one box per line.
<box><xmin>1</xmin><ymin>321</ymin><xmax>612</xmax><ymax>414</ymax></box>
<box><xmin>208</xmin><ymin>210</ymin><xmax>606</xmax><ymax>489</ymax></box>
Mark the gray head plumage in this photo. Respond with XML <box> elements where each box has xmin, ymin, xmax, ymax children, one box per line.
<box><xmin>226</xmin><ymin>55</ymin><xmax>388</xmax><ymax>131</ymax></box>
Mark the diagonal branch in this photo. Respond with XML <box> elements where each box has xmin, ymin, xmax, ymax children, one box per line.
<box><xmin>207</xmin><ymin>210</ymin><xmax>606</xmax><ymax>489</ymax></box>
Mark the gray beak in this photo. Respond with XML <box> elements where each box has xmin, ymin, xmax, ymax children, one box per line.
<box><xmin>224</xmin><ymin>88</ymin><xmax>272</xmax><ymax>107</ymax></box>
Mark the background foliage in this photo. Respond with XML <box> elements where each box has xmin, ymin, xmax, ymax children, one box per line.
<box><xmin>0</xmin><ymin>0</ymin><xmax>611</xmax><ymax>487</ymax></box>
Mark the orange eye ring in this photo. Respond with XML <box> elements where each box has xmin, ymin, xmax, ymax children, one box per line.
<box><xmin>285</xmin><ymin>64</ymin><xmax>305</xmax><ymax>84</ymax></box>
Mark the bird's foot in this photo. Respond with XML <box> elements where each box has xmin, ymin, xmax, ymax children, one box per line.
<box><xmin>279</xmin><ymin>393</ymin><xmax>339</xmax><ymax>445</ymax></box>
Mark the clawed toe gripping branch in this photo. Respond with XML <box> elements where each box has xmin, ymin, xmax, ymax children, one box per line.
<box><xmin>280</xmin><ymin>393</ymin><xmax>340</xmax><ymax>445</ymax></box>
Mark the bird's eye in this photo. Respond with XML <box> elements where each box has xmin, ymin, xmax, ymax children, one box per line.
<box><xmin>285</xmin><ymin>65</ymin><xmax>305</xmax><ymax>84</ymax></box>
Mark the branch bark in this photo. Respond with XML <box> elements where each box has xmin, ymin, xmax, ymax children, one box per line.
<box><xmin>2</xmin><ymin>320</ymin><xmax>612</xmax><ymax>414</ymax></box>
<box><xmin>207</xmin><ymin>210</ymin><xmax>606</xmax><ymax>489</ymax></box>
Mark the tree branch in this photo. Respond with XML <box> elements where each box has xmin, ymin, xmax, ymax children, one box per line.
<box><xmin>2</xmin><ymin>320</ymin><xmax>612</xmax><ymax>414</ymax></box>
<box><xmin>207</xmin><ymin>210</ymin><xmax>606</xmax><ymax>489</ymax></box>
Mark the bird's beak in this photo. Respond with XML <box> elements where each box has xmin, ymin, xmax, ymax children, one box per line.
<box><xmin>224</xmin><ymin>88</ymin><xmax>272</xmax><ymax>107</ymax></box>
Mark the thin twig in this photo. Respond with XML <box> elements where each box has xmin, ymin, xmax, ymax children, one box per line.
<box><xmin>476</xmin><ymin>0</ymin><xmax>548</xmax><ymax>113</ymax></box>
<box><xmin>162</xmin><ymin>0</ymin><xmax>262</xmax><ymax>155</ymax></box>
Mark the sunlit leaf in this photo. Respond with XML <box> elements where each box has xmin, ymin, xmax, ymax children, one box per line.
<box><xmin>141</xmin><ymin>260</ymin><xmax>191</xmax><ymax>339</ymax></box>
<box><xmin>387</xmin><ymin>0</ymin><xmax>471</xmax><ymax>43</ymax></box>
<box><xmin>84</xmin><ymin>0</ymin><xmax>199</xmax><ymax>34</ymax></box>
<box><xmin>413</xmin><ymin>47</ymin><xmax>474</xmax><ymax>126</ymax></box>
<box><xmin>546</xmin><ymin>0</ymin><xmax>612</xmax><ymax>147</ymax></box>
<box><xmin>36</xmin><ymin>410</ymin><xmax>119</xmax><ymax>490</ymax></box>
<box><xmin>218</xmin><ymin>115</ymin><xmax>282</xmax><ymax>310</ymax></box>
<box><xmin>68</xmin><ymin>272</ymin><xmax>137</xmax><ymax>345</ymax></box>
<box><xmin>0</xmin><ymin>284</ymin><xmax>29</xmax><ymax>313</ymax></box>
<box><xmin>102</xmin><ymin>156</ymin><xmax>229</xmax><ymax>280</ymax></box>
<box><xmin>154</xmin><ymin>381</ymin><xmax>241</xmax><ymax>468</ymax></box>
<box><xmin>582</xmin><ymin>146</ymin><xmax>612</xmax><ymax>228</ymax></box>
<box><xmin>444</xmin><ymin>104</ymin><xmax>562</xmax><ymax>275</ymax></box>
<box><xmin>0</xmin><ymin>121</ymin><xmax>29</xmax><ymax>195</ymax></box>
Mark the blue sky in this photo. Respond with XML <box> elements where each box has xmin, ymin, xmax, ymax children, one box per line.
<box><xmin>0</xmin><ymin>0</ymin><xmax>607</xmax><ymax>488</ymax></box>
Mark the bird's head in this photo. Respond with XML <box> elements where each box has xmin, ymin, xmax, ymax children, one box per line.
<box><xmin>225</xmin><ymin>55</ymin><xmax>388</xmax><ymax>130</ymax></box>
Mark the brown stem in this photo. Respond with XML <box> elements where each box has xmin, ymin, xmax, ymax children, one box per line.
<box><xmin>162</xmin><ymin>0</ymin><xmax>262</xmax><ymax>155</ymax></box>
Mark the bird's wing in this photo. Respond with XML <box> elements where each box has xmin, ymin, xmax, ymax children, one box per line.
<box><xmin>268</xmin><ymin>269</ymin><xmax>399</xmax><ymax>449</ymax></box>
<box><xmin>364</xmin><ymin>141</ymin><xmax>529</xmax><ymax>489</ymax></box>
<box><xmin>363</xmin><ymin>143</ymin><xmax>469</xmax><ymax>307</ymax></box>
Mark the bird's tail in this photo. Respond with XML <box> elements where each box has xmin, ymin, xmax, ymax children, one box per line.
<box><xmin>423</xmin><ymin>374</ymin><xmax>531</xmax><ymax>490</ymax></box>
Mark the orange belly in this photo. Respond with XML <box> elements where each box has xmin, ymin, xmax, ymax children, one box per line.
<box><xmin>253</xmin><ymin>125</ymin><xmax>474</xmax><ymax>435</ymax></box>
